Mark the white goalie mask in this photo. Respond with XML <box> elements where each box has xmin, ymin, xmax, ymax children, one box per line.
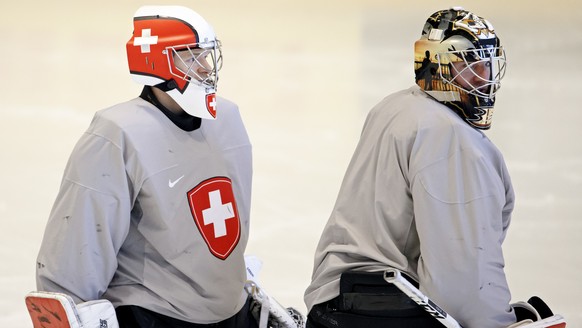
<box><xmin>127</xmin><ymin>6</ymin><xmax>223</xmax><ymax>119</ymax></box>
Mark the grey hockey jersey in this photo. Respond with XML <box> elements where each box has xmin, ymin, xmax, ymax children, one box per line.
<box><xmin>305</xmin><ymin>86</ymin><xmax>516</xmax><ymax>328</ymax></box>
<box><xmin>36</xmin><ymin>96</ymin><xmax>252</xmax><ymax>324</ymax></box>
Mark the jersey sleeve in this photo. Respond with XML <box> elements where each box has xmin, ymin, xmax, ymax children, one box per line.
<box><xmin>411</xmin><ymin>147</ymin><xmax>516</xmax><ymax>327</ymax></box>
<box><xmin>36</xmin><ymin>128</ymin><xmax>132</xmax><ymax>303</ymax></box>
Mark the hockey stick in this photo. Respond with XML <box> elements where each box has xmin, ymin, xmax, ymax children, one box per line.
<box><xmin>383</xmin><ymin>269</ymin><xmax>463</xmax><ymax>328</ymax></box>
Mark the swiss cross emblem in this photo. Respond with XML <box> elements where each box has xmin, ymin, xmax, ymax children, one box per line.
<box><xmin>206</xmin><ymin>93</ymin><xmax>217</xmax><ymax>118</ymax></box>
<box><xmin>133</xmin><ymin>28</ymin><xmax>158</xmax><ymax>53</ymax></box>
<box><xmin>187</xmin><ymin>177</ymin><xmax>240</xmax><ymax>260</ymax></box>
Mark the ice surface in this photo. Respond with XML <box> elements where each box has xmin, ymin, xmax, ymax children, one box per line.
<box><xmin>1</xmin><ymin>0</ymin><xmax>580</xmax><ymax>326</ymax></box>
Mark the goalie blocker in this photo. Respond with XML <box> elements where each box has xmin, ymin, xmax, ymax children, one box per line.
<box><xmin>25</xmin><ymin>291</ymin><xmax>119</xmax><ymax>328</ymax></box>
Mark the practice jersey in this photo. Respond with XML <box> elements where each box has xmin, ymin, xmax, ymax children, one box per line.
<box><xmin>36</xmin><ymin>96</ymin><xmax>252</xmax><ymax>324</ymax></box>
<box><xmin>305</xmin><ymin>86</ymin><xmax>516</xmax><ymax>327</ymax></box>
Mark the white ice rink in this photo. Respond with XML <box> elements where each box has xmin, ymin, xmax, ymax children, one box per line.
<box><xmin>1</xmin><ymin>0</ymin><xmax>581</xmax><ymax>326</ymax></box>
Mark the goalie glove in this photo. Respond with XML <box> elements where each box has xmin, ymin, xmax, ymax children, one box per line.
<box><xmin>512</xmin><ymin>299</ymin><xmax>543</xmax><ymax>322</ymax></box>
<box><xmin>507</xmin><ymin>296</ymin><xmax>566</xmax><ymax>328</ymax></box>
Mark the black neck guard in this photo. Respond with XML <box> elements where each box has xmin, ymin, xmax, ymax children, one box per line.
<box><xmin>140</xmin><ymin>86</ymin><xmax>201</xmax><ymax>132</ymax></box>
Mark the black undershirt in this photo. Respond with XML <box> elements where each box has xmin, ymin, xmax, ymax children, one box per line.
<box><xmin>139</xmin><ymin>86</ymin><xmax>202</xmax><ymax>132</ymax></box>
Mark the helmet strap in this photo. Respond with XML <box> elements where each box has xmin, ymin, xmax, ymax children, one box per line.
<box><xmin>154</xmin><ymin>80</ymin><xmax>178</xmax><ymax>92</ymax></box>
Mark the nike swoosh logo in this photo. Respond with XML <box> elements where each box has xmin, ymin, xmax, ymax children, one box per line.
<box><xmin>169</xmin><ymin>175</ymin><xmax>185</xmax><ymax>188</ymax></box>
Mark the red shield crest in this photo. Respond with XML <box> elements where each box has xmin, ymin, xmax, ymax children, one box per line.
<box><xmin>187</xmin><ymin>177</ymin><xmax>240</xmax><ymax>260</ymax></box>
<box><xmin>206</xmin><ymin>93</ymin><xmax>217</xmax><ymax>118</ymax></box>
